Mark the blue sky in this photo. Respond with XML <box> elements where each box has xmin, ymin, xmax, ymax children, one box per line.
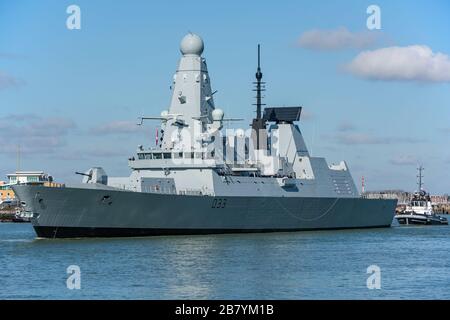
<box><xmin>1</xmin><ymin>0</ymin><xmax>449</xmax><ymax>193</ymax></box>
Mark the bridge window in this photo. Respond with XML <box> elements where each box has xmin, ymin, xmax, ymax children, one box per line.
<box><xmin>28</xmin><ymin>176</ymin><xmax>39</xmax><ymax>182</ymax></box>
<box><xmin>184</xmin><ymin>152</ymin><xmax>194</xmax><ymax>159</ymax></box>
<box><xmin>144</xmin><ymin>153</ymin><xmax>152</xmax><ymax>159</ymax></box>
<box><xmin>174</xmin><ymin>152</ymin><xmax>183</xmax><ymax>159</ymax></box>
<box><xmin>163</xmin><ymin>153</ymin><xmax>172</xmax><ymax>159</ymax></box>
<box><xmin>153</xmin><ymin>153</ymin><xmax>162</xmax><ymax>159</ymax></box>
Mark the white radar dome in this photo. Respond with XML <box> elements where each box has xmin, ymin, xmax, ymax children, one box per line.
<box><xmin>180</xmin><ymin>33</ymin><xmax>204</xmax><ymax>56</ymax></box>
<box><xmin>212</xmin><ymin>108</ymin><xmax>224</xmax><ymax>121</ymax></box>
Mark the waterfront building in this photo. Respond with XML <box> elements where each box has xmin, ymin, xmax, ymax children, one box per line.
<box><xmin>431</xmin><ymin>195</ymin><xmax>449</xmax><ymax>205</ymax></box>
<box><xmin>0</xmin><ymin>181</ymin><xmax>15</xmax><ymax>201</ymax></box>
<box><xmin>1</xmin><ymin>171</ymin><xmax>61</xmax><ymax>201</ymax></box>
<box><xmin>6</xmin><ymin>171</ymin><xmax>52</xmax><ymax>185</ymax></box>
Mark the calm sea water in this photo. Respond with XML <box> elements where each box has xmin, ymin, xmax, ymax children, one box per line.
<box><xmin>1</xmin><ymin>221</ymin><xmax>450</xmax><ymax>299</ymax></box>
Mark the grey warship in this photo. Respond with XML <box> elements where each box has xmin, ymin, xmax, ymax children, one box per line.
<box><xmin>13</xmin><ymin>33</ymin><xmax>396</xmax><ymax>238</ymax></box>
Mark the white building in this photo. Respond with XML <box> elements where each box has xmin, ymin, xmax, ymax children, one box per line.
<box><xmin>431</xmin><ymin>195</ymin><xmax>449</xmax><ymax>205</ymax></box>
<box><xmin>1</xmin><ymin>172</ymin><xmax>53</xmax><ymax>203</ymax></box>
<box><xmin>6</xmin><ymin>171</ymin><xmax>52</xmax><ymax>185</ymax></box>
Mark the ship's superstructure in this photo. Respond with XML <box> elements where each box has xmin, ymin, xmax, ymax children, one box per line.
<box><xmin>12</xmin><ymin>33</ymin><xmax>396</xmax><ymax>238</ymax></box>
<box><xmin>110</xmin><ymin>34</ymin><xmax>358</xmax><ymax>198</ymax></box>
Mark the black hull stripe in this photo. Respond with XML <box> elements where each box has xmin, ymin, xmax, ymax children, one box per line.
<box><xmin>34</xmin><ymin>225</ymin><xmax>391</xmax><ymax>239</ymax></box>
<box><xmin>397</xmin><ymin>219</ymin><xmax>448</xmax><ymax>225</ymax></box>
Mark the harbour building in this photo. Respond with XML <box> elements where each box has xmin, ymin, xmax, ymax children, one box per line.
<box><xmin>1</xmin><ymin>171</ymin><xmax>62</xmax><ymax>202</ymax></box>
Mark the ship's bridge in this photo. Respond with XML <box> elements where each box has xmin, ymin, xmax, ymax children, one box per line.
<box><xmin>136</xmin><ymin>149</ymin><xmax>216</xmax><ymax>161</ymax></box>
<box><xmin>130</xmin><ymin>148</ymin><xmax>219</xmax><ymax>170</ymax></box>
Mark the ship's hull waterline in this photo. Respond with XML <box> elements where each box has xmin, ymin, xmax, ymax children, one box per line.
<box><xmin>13</xmin><ymin>185</ymin><xmax>396</xmax><ymax>238</ymax></box>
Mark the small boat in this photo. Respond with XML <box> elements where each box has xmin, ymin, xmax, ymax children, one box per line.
<box><xmin>396</xmin><ymin>167</ymin><xmax>448</xmax><ymax>226</ymax></box>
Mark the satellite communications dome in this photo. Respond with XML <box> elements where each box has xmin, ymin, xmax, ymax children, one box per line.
<box><xmin>212</xmin><ymin>108</ymin><xmax>224</xmax><ymax>121</ymax></box>
<box><xmin>180</xmin><ymin>33</ymin><xmax>204</xmax><ymax>56</ymax></box>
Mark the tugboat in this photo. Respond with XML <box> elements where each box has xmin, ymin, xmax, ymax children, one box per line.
<box><xmin>396</xmin><ymin>166</ymin><xmax>448</xmax><ymax>225</ymax></box>
<box><xmin>12</xmin><ymin>207</ymin><xmax>32</xmax><ymax>223</ymax></box>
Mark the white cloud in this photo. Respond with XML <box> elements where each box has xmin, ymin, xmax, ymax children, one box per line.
<box><xmin>24</xmin><ymin>118</ymin><xmax>76</xmax><ymax>137</ymax></box>
<box><xmin>336</xmin><ymin>122</ymin><xmax>357</xmax><ymax>132</ymax></box>
<box><xmin>0</xmin><ymin>115</ymin><xmax>76</xmax><ymax>154</ymax></box>
<box><xmin>0</xmin><ymin>71</ymin><xmax>21</xmax><ymax>90</ymax></box>
<box><xmin>390</xmin><ymin>155</ymin><xmax>419</xmax><ymax>166</ymax></box>
<box><xmin>84</xmin><ymin>148</ymin><xmax>128</xmax><ymax>158</ymax></box>
<box><xmin>335</xmin><ymin>132</ymin><xmax>389</xmax><ymax>145</ymax></box>
<box><xmin>91</xmin><ymin>120</ymin><xmax>140</xmax><ymax>135</ymax></box>
<box><xmin>53</xmin><ymin>148</ymin><xmax>127</xmax><ymax>161</ymax></box>
<box><xmin>298</xmin><ymin>27</ymin><xmax>379</xmax><ymax>50</ymax></box>
<box><xmin>326</xmin><ymin>131</ymin><xmax>424</xmax><ymax>146</ymax></box>
<box><xmin>0</xmin><ymin>58</ymin><xmax>25</xmax><ymax>90</ymax></box>
<box><xmin>346</xmin><ymin>45</ymin><xmax>450</xmax><ymax>82</ymax></box>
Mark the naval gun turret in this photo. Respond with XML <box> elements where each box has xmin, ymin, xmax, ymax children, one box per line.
<box><xmin>76</xmin><ymin>167</ymin><xmax>108</xmax><ymax>185</ymax></box>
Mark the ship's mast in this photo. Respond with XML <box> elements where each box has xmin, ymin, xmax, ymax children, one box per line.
<box><xmin>255</xmin><ymin>44</ymin><xmax>264</xmax><ymax>120</ymax></box>
<box><xmin>251</xmin><ymin>44</ymin><xmax>266</xmax><ymax>150</ymax></box>
<box><xmin>417</xmin><ymin>165</ymin><xmax>424</xmax><ymax>191</ymax></box>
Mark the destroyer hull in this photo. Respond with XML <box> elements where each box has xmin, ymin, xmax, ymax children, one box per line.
<box><xmin>13</xmin><ymin>185</ymin><xmax>396</xmax><ymax>238</ymax></box>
